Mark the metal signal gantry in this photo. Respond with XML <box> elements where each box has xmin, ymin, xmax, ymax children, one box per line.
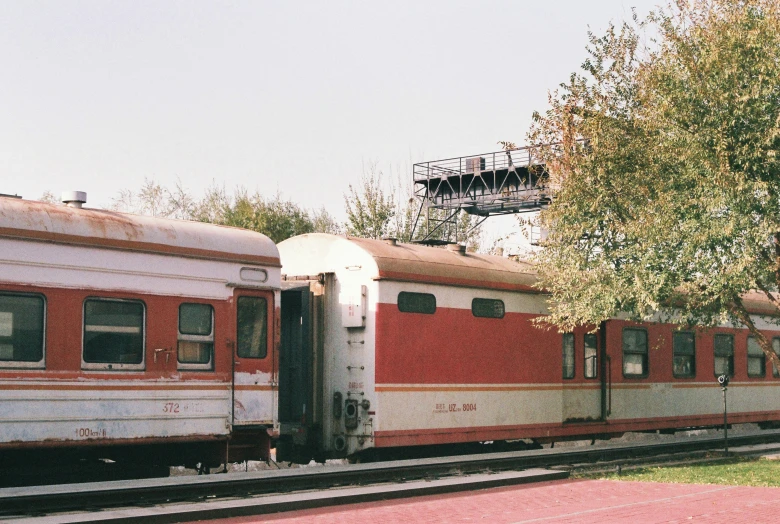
<box><xmin>410</xmin><ymin>145</ymin><xmax>550</xmax><ymax>244</ymax></box>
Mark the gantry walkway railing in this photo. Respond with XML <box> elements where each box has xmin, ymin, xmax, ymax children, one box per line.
<box><xmin>411</xmin><ymin>145</ymin><xmax>549</xmax><ymax>243</ymax></box>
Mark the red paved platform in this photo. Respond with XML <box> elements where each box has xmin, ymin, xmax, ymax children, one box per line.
<box><xmin>198</xmin><ymin>478</ymin><xmax>778</xmax><ymax>523</ymax></box>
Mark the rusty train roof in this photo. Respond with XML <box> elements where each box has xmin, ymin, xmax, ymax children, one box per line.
<box><xmin>348</xmin><ymin>236</ymin><xmax>538</xmax><ymax>291</ymax></box>
<box><xmin>0</xmin><ymin>198</ymin><xmax>280</xmax><ymax>267</ymax></box>
<box><xmin>279</xmin><ymin>233</ymin><xmax>538</xmax><ymax>291</ymax></box>
<box><xmin>279</xmin><ymin>234</ymin><xmax>780</xmax><ymax>317</ymax></box>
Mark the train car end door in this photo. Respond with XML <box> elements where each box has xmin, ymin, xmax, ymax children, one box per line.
<box><xmin>279</xmin><ymin>285</ymin><xmax>312</xmax><ymax>428</ymax></box>
<box><xmin>232</xmin><ymin>288</ymin><xmax>276</xmax><ymax>426</ymax></box>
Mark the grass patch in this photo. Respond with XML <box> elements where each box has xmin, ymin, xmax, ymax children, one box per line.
<box><xmin>582</xmin><ymin>457</ymin><xmax>780</xmax><ymax>487</ymax></box>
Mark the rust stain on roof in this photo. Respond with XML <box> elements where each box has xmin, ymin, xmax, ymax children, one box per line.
<box><xmin>344</xmin><ymin>235</ymin><xmax>537</xmax><ymax>291</ymax></box>
<box><xmin>0</xmin><ymin>198</ymin><xmax>280</xmax><ymax>266</ymax></box>
<box><xmin>280</xmin><ymin>234</ymin><xmax>780</xmax><ymax>313</ymax></box>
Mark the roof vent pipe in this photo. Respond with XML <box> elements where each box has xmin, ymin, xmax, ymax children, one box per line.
<box><xmin>383</xmin><ymin>237</ymin><xmax>397</xmax><ymax>246</ymax></box>
<box><xmin>62</xmin><ymin>191</ymin><xmax>87</xmax><ymax>208</ymax></box>
<box><xmin>446</xmin><ymin>243</ymin><xmax>466</xmax><ymax>255</ymax></box>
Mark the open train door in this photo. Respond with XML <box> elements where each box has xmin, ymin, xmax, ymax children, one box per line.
<box><xmin>231</xmin><ymin>288</ymin><xmax>276</xmax><ymax>460</ymax></box>
<box><xmin>277</xmin><ymin>281</ymin><xmax>320</xmax><ymax>463</ymax></box>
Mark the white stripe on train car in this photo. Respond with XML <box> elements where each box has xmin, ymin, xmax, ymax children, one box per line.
<box><xmin>0</xmin><ymin>238</ymin><xmax>279</xmax><ymax>298</ymax></box>
<box><xmin>377</xmin><ymin>280</ymin><xmax>548</xmax><ymax>315</ymax></box>
<box><xmin>374</xmin><ymin>381</ymin><xmax>780</xmax><ymax>435</ymax></box>
<box><xmin>0</xmin><ymin>380</ymin><xmax>232</xmax><ymax>444</ymax></box>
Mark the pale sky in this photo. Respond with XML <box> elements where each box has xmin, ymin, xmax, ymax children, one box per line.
<box><xmin>0</xmin><ymin>0</ymin><xmax>659</xmax><ymax>221</ymax></box>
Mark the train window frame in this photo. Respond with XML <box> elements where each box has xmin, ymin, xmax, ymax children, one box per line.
<box><xmin>471</xmin><ymin>298</ymin><xmax>505</xmax><ymax>319</ymax></box>
<box><xmin>177</xmin><ymin>303</ymin><xmax>214</xmax><ymax>370</ymax></box>
<box><xmin>0</xmin><ymin>292</ymin><xmax>46</xmax><ymax>369</ymax></box>
<box><xmin>713</xmin><ymin>333</ymin><xmax>734</xmax><ymax>377</ymax></box>
<box><xmin>773</xmin><ymin>337</ymin><xmax>780</xmax><ymax>378</ymax></box>
<box><xmin>584</xmin><ymin>333</ymin><xmax>598</xmax><ymax>379</ymax></box>
<box><xmin>747</xmin><ymin>336</ymin><xmax>766</xmax><ymax>378</ymax></box>
<box><xmin>562</xmin><ymin>333</ymin><xmax>575</xmax><ymax>379</ymax></box>
<box><xmin>82</xmin><ymin>297</ymin><xmax>146</xmax><ymax>371</ymax></box>
<box><xmin>672</xmin><ymin>331</ymin><xmax>696</xmax><ymax>378</ymax></box>
<box><xmin>397</xmin><ymin>292</ymin><xmax>436</xmax><ymax>315</ymax></box>
<box><xmin>237</xmin><ymin>296</ymin><xmax>268</xmax><ymax>359</ymax></box>
<box><xmin>622</xmin><ymin>328</ymin><xmax>648</xmax><ymax>378</ymax></box>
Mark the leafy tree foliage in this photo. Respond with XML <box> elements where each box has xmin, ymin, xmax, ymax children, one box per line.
<box><xmin>345</xmin><ymin>163</ymin><xmax>483</xmax><ymax>250</ymax></box>
<box><xmin>110</xmin><ymin>178</ymin><xmax>193</xmax><ymax>219</ymax></box>
<box><xmin>110</xmin><ymin>181</ymin><xmax>338</xmax><ymax>243</ymax></box>
<box><xmin>222</xmin><ymin>190</ymin><xmax>314</xmax><ymax>244</ymax></box>
<box><xmin>39</xmin><ymin>191</ymin><xmax>58</xmax><ymax>204</ymax></box>
<box><xmin>311</xmin><ymin>206</ymin><xmax>343</xmax><ymax>235</ymax></box>
<box><xmin>529</xmin><ymin>1</ymin><xmax>780</xmax><ymax>366</ymax></box>
<box><xmin>189</xmin><ymin>184</ymin><xmax>230</xmax><ymax>224</ymax></box>
<box><xmin>344</xmin><ymin>163</ymin><xmax>396</xmax><ymax>240</ymax></box>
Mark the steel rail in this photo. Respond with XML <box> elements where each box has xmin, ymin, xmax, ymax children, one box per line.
<box><xmin>3</xmin><ymin>429</ymin><xmax>780</xmax><ymax>519</ymax></box>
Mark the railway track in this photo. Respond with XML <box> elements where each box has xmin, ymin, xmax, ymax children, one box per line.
<box><xmin>5</xmin><ymin>429</ymin><xmax>780</xmax><ymax>522</ymax></box>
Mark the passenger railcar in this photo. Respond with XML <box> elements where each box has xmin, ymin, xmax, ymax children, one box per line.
<box><xmin>276</xmin><ymin>233</ymin><xmax>780</xmax><ymax>462</ymax></box>
<box><xmin>0</xmin><ymin>196</ymin><xmax>280</xmax><ymax>471</ymax></box>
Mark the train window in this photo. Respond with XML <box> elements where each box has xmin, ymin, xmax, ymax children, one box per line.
<box><xmin>747</xmin><ymin>337</ymin><xmax>766</xmax><ymax>378</ymax></box>
<box><xmin>584</xmin><ymin>333</ymin><xmax>598</xmax><ymax>379</ymax></box>
<box><xmin>472</xmin><ymin>298</ymin><xmax>505</xmax><ymax>319</ymax></box>
<box><xmin>178</xmin><ymin>303</ymin><xmax>214</xmax><ymax>369</ymax></box>
<box><xmin>397</xmin><ymin>292</ymin><xmax>436</xmax><ymax>314</ymax></box>
<box><xmin>237</xmin><ymin>296</ymin><xmax>267</xmax><ymax>359</ymax></box>
<box><xmin>713</xmin><ymin>334</ymin><xmax>734</xmax><ymax>377</ymax></box>
<box><xmin>0</xmin><ymin>293</ymin><xmax>45</xmax><ymax>368</ymax></box>
<box><xmin>82</xmin><ymin>298</ymin><xmax>145</xmax><ymax>370</ymax></box>
<box><xmin>673</xmin><ymin>332</ymin><xmax>696</xmax><ymax>378</ymax></box>
<box><xmin>562</xmin><ymin>333</ymin><xmax>575</xmax><ymax>379</ymax></box>
<box><xmin>773</xmin><ymin>338</ymin><xmax>780</xmax><ymax>377</ymax></box>
<box><xmin>622</xmin><ymin>328</ymin><xmax>648</xmax><ymax>377</ymax></box>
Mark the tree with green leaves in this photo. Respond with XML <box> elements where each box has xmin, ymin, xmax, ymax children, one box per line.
<box><xmin>345</xmin><ymin>162</ymin><xmax>484</xmax><ymax>249</ymax></box>
<box><xmin>529</xmin><ymin>0</ymin><xmax>780</xmax><ymax>368</ymax></box>
<box><xmin>109</xmin><ymin>178</ymin><xmax>194</xmax><ymax>219</ymax></box>
<box><xmin>189</xmin><ymin>183</ymin><xmax>230</xmax><ymax>224</ymax></box>
<box><xmin>222</xmin><ymin>190</ymin><xmax>315</xmax><ymax>244</ymax></box>
<box><xmin>110</xmin><ymin>181</ymin><xmax>338</xmax><ymax>243</ymax></box>
<box><xmin>39</xmin><ymin>191</ymin><xmax>58</xmax><ymax>204</ymax></box>
<box><xmin>344</xmin><ymin>163</ymin><xmax>396</xmax><ymax>240</ymax></box>
<box><xmin>311</xmin><ymin>206</ymin><xmax>343</xmax><ymax>236</ymax></box>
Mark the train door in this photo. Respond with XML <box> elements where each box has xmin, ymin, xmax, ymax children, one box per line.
<box><xmin>562</xmin><ymin>331</ymin><xmax>605</xmax><ymax>423</ymax></box>
<box><xmin>232</xmin><ymin>288</ymin><xmax>276</xmax><ymax>426</ymax></box>
<box><xmin>277</xmin><ymin>283</ymin><xmax>318</xmax><ymax>462</ymax></box>
<box><xmin>279</xmin><ymin>285</ymin><xmax>312</xmax><ymax>426</ymax></box>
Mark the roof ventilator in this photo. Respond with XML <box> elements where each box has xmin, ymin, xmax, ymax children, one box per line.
<box><xmin>61</xmin><ymin>191</ymin><xmax>87</xmax><ymax>208</ymax></box>
<box><xmin>446</xmin><ymin>243</ymin><xmax>466</xmax><ymax>255</ymax></box>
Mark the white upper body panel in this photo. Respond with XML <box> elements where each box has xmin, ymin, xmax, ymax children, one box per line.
<box><xmin>0</xmin><ymin>198</ymin><xmax>281</xmax><ymax>296</ymax></box>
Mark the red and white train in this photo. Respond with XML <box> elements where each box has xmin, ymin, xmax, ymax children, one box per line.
<box><xmin>275</xmin><ymin>233</ymin><xmax>780</xmax><ymax>462</ymax></box>
<box><xmin>0</xmin><ymin>195</ymin><xmax>280</xmax><ymax>471</ymax></box>
<box><xmin>3</xmin><ymin>195</ymin><xmax>780</xmax><ymax>472</ymax></box>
